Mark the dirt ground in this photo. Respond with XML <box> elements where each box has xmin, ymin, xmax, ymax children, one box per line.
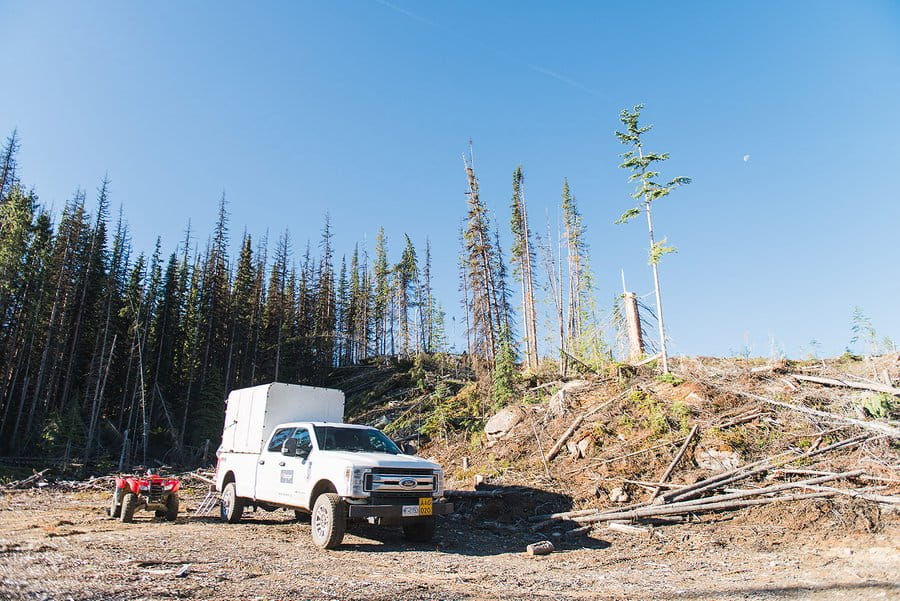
<box><xmin>1</xmin><ymin>488</ymin><xmax>897</xmax><ymax>601</ymax></box>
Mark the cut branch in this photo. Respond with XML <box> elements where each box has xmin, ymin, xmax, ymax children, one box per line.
<box><xmin>789</xmin><ymin>373</ymin><xmax>900</xmax><ymax>397</ymax></box>
<box><xmin>734</xmin><ymin>391</ymin><xmax>900</xmax><ymax>438</ymax></box>
<box><xmin>649</xmin><ymin>424</ymin><xmax>698</xmax><ymax>500</ymax></box>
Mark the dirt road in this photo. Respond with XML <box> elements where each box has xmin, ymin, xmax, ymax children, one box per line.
<box><xmin>1</xmin><ymin>489</ymin><xmax>897</xmax><ymax>601</ymax></box>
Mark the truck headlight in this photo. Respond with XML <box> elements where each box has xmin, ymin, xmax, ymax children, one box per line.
<box><xmin>433</xmin><ymin>469</ymin><xmax>444</xmax><ymax>497</ymax></box>
<box><xmin>344</xmin><ymin>467</ymin><xmax>369</xmax><ymax>497</ymax></box>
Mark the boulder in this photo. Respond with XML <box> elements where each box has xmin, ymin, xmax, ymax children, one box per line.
<box><xmin>609</xmin><ymin>487</ymin><xmax>630</xmax><ymax>503</ymax></box>
<box><xmin>484</xmin><ymin>406</ymin><xmax>525</xmax><ymax>442</ymax></box>
<box><xmin>548</xmin><ymin>380</ymin><xmax>590</xmax><ymax>417</ymax></box>
<box><xmin>694</xmin><ymin>446</ymin><xmax>740</xmax><ymax>471</ymax></box>
<box><xmin>576</xmin><ymin>434</ymin><xmax>595</xmax><ymax>459</ymax></box>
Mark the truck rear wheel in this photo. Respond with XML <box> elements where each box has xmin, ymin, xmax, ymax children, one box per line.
<box><xmin>120</xmin><ymin>492</ymin><xmax>139</xmax><ymax>523</ymax></box>
<box><xmin>220</xmin><ymin>482</ymin><xmax>244</xmax><ymax>524</ymax></box>
<box><xmin>165</xmin><ymin>494</ymin><xmax>180</xmax><ymax>521</ymax></box>
<box><xmin>402</xmin><ymin>516</ymin><xmax>435</xmax><ymax>542</ymax></box>
<box><xmin>311</xmin><ymin>493</ymin><xmax>345</xmax><ymax>549</ymax></box>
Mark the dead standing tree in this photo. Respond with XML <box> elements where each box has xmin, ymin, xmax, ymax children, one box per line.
<box><xmin>462</xmin><ymin>145</ymin><xmax>503</xmax><ymax>378</ymax></box>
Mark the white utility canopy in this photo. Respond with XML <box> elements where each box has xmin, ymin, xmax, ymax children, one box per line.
<box><xmin>219</xmin><ymin>383</ymin><xmax>345</xmax><ymax>454</ymax></box>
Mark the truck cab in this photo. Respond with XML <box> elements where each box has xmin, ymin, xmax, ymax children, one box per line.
<box><xmin>214</xmin><ymin>383</ymin><xmax>452</xmax><ymax>549</ymax></box>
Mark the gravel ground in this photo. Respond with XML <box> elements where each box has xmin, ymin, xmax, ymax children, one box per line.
<box><xmin>1</xmin><ymin>489</ymin><xmax>898</xmax><ymax>601</ymax></box>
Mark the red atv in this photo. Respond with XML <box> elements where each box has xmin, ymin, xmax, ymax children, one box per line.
<box><xmin>109</xmin><ymin>469</ymin><xmax>181</xmax><ymax>523</ymax></box>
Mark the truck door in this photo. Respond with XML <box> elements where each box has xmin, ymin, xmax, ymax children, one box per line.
<box><xmin>284</xmin><ymin>427</ymin><xmax>313</xmax><ymax>507</ymax></box>
<box><xmin>256</xmin><ymin>427</ymin><xmax>313</xmax><ymax>507</ymax></box>
<box><xmin>255</xmin><ymin>427</ymin><xmax>294</xmax><ymax>502</ymax></box>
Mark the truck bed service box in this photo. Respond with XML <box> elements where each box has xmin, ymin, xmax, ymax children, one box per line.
<box><xmin>220</xmin><ymin>383</ymin><xmax>345</xmax><ymax>454</ymax></box>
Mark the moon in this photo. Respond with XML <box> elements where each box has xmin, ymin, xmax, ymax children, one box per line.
<box><xmin>743</xmin><ymin>154</ymin><xmax>751</xmax><ymax>162</ymax></box>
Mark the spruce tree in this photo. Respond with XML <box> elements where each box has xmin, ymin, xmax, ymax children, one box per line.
<box><xmin>509</xmin><ymin>166</ymin><xmax>538</xmax><ymax>370</ymax></box>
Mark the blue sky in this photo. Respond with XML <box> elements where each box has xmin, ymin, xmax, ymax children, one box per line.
<box><xmin>1</xmin><ymin>1</ymin><xmax>898</xmax><ymax>358</ymax></box>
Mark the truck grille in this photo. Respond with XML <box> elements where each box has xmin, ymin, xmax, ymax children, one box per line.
<box><xmin>365</xmin><ymin>469</ymin><xmax>434</xmax><ymax>493</ymax></box>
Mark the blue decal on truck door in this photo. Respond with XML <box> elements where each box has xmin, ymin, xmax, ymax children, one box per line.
<box><xmin>280</xmin><ymin>470</ymin><xmax>293</xmax><ymax>484</ymax></box>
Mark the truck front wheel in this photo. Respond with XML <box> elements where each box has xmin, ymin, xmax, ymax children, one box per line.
<box><xmin>220</xmin><ymin>482</ymin><xmax>244</xmax><ymax>524</ymax></box>
<box><xmin>311</xmin><ymin>493</ymin><xmax>346</xmax><ymax>549</ymax></box>
<box><xmin>402</xmin><ymin>517</ymin><xmax>435</xmax><ymax>542</ymax></box>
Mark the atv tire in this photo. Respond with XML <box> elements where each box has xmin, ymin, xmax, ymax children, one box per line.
<box><xmin>311</xmin><ymin>493</ymin><xmax>346</xmax><ymax>549</ymax></box>
<box><xmin>120</xmin><ymin>492</ymin><xmax>139</xmax><ymax>523</ymax></box>
<box><xmin>165</xmin><ymin>494</ymin><xmax>179</xmax><ymax>521</ymax></box>
<box><xmin>220</xmin><ymin>482</ymin><xmax>244</xmax><ymax>524</ymax></box>
<box><xmin>109</xmin><ymin>487</ymin><xmax>123</xmax><ymax>518</ymax></box>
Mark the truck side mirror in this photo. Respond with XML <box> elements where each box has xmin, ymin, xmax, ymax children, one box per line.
<box><xmin>282</xmin><ymin>438</ymin><xmax>298</xmax><ymax>456</ymax></box>
<box><xmin>402</xmin><ymin>442</ymin><xmax>417</xmax><ymax>455</ymax></box>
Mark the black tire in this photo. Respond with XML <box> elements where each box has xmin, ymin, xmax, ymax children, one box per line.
<box><xmin>120</xmin><ymin>492</ymin><xmax>139</xmax><ymax>523</ymax></box>
<box><xmin>220</xmin><ymin>482</ymin><xmax>244</xmax><ymax>524</ymax></box>
<box><xmin>402</xmin><ymin>517</ymin><xmax>436</xmax><ymax>542</ymax></box>
<box><xmin>310</xmin><ymin>493</ymin><xmax>346</xmax><ymax>549</ymax></box>
<box><xmin>165</xmin><ymin>494</ymin><xmax>179</xmax><ymax>521</ymax></box>
<box><xmin>109</xmin><ymin>487</ymin><xmax>123</xmax><ymax>518</ymax></box>
<box><xmin>294</xmin><ymin>510</ymin><xmax>310</xmax><ymax>522</ymax></box>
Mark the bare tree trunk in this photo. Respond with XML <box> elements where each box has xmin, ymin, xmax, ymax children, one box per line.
<box><xmin>645</xmin><ymin>203</ymin><xmax>669</xmax><ymax>373</ymax></box>
<box><xmin>85</xmin><ymin>334</ymin><xmax>116</xmax><ymax>464</ymax></box>
<box><xmin>624</xmin><ymin>292</ymin><xmax>644</xmax><ymax>362</ymax></box>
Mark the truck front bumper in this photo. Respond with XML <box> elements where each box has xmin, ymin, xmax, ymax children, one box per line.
<box><xmin>347</xmin><ymin>500</ymin><xmax>454</xmax><ymax>519</ymax></box>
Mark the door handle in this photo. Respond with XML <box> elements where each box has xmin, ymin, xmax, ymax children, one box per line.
<box><xmin>258</xmin><ymin>460</ymin><xmax>265</xmax><ymax>465</ymax></box>
<box><xmin>278</xmin><ymin>461</ymin><xmax>286</xmax><ymax>467</ymax></box>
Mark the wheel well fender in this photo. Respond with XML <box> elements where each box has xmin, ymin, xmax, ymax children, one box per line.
<box><xmin>308</xmin><ymin>479</ymin><xmax>338</xmax><ymax>508</ymax></box>
<box><xmin>221</xmin><ymin>471</ymin><xmax>236</xmax><ymax>489</ymax></box>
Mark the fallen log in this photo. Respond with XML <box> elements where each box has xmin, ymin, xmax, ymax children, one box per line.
<box><xmin>797</xmin><ymin>484</ymin><xmax>900</xmax><ymax>505</ymax></box>
<box><xmin>3</xmin><ymin>469</ymin><xmax>50</xmax><ymax>490</ymax></box>
<box><xmin>608</xmin><ymin>521</ymin><xmax>650</xmax><ymax>535</ymax></box>
<box><xmin>718</xmin><ymin>411</ymin><xmax>770</xmax><ymax>429</ymax></box>
<box><xmin>789</xmin><ymin>373</ymin><xmax>900</xmax><ymax>397</ymax></box>
<box><xmin>631</xmin><ymin>353</ymin><xmax>661</xmax><ymax>368</ymax></box>
<box><xmin>657</xmin><ymin>433</ymin><xmax>870</xmax><ymax>504</ymax></box>
<box><xmin>657</xmin><ymin>469</ymin><xmax>864</xmax><ymax>509</ymax></box>
<box><xmin>649</xmin><ymin>425</ymin><xmax>698</xmax><ymax>500</ymax></box>
<box><xmin>734</xmin><ymin>391</ymin><xmax>900</xmax><ymax>437</ymax></box>
<box><xmin>573</xmin><ymin>491</ymin><xmax>837</xmax><ymax>525</ymax></box>
<box><xmin>185</xmin><ymin>471</ymin><xmax>216</xmax><ymax>486</ymax></box>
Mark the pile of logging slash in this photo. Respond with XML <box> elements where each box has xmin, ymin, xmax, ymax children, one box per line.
<box><xmin>0</xmin><ymin>469</ymin><xmax>51</xmax><ymax>490</ymax></box>
<box><xmin>0</xmin><ymin>468</ymin><xmax>217</xmax><ymax>492</ymax></box>
<box><xmin>531</xmin><ymin>432</ymin><xmax>899</xmax><ymax>535</ymax></box>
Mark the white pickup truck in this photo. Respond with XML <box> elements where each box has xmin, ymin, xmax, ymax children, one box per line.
<box><xmin>214</xmin><ymin>382</ymin><xmax>452</xmax><ymax>549</ymax></box>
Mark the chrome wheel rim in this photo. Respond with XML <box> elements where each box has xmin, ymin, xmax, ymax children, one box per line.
<box><xmin>313</xmin><ymin>503</ymin><xmax>329</xmax><ymax>539</ymax></box>
<box><xmin>221</xmin><ymin>486</ymin><xmax>233</xmax><ymax>519</ymax></box>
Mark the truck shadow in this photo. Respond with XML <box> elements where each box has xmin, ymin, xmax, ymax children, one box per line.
<box><xmin>343</xmin><ymin>484</ymin><xmax>610</xmax><ymax>556</ymax></box>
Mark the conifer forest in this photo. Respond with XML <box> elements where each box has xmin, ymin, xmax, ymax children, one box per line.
<box><xmin>0</xmin><ymin>125</ymin><xmax>613</xmax><ymax>467</ymax></box>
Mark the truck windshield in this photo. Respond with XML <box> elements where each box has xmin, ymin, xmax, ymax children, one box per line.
<box><xmin>313</xmin><ymin>426</ymin><xmax>402</xmax><ymax>455</ymax></box>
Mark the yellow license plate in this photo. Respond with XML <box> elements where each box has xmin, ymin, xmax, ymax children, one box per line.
<box><xmin>418</xmin><ymin>497</ymin><xmax>433</xmax><ymax>516</ymax></box>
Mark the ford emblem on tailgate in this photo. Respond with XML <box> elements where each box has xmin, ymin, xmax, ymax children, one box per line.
<box><xmin>399</xmin><ymin>478</ymin><xmax>417</xmax><ymax>489</ymax></box>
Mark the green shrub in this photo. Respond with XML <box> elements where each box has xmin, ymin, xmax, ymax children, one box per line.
<box><xmin>860</xmin><ymin>393</ymin><xmax>897</xmax><ymax>419</ymax></box>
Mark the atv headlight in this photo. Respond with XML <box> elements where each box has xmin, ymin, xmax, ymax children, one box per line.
<box><xmin>344</xmin><ymin>466</ymin><xmax>369</xmax><ymax>497</ymax></box>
